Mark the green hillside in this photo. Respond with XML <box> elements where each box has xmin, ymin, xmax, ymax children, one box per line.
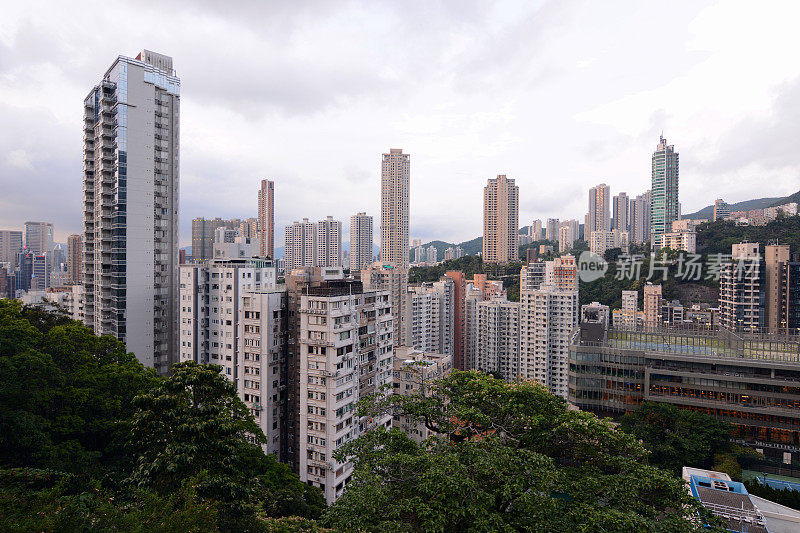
<box><xmin>682</xmin><ymin>197</ymin><xmax>782</xmax><ymax>220</ymax></box>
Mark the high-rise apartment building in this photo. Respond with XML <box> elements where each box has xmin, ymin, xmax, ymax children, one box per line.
<box><xmin>299</xmin><ymin>278</ymin><xmax>393</xmax><ymax>503</ymax></box>
<box><xmin>191</xmin><ymin>217</ymin><xmax>241</xmax><ymax>262</ymax></box>
<box><xmin>475</xmin><ymin>298</ymin><xmax>521</xmax><ymax>379</ymax></box>
<box><xmin>349</xmin><ymin>212</ymin><xmax>373</xmax><ymax>271</ymax></box>
<box><xmin>24</xmin><ymin>221</ymin><xmax>54</xmax><ymax>255</ymax></box>
<box><xmin>643</xmin><ymin>283</ymin><xmax>663</xmax><ymax>329</ymax></box>
<box><xmin>713</xmin><ymin>199</ymin><xmax>730</xmax><ymax>222</ymax></box>
<box><xmin>545</xmin><ymin>254</ymin><xmax>578</xmax><ymax>291</ymax></box>
<box><xmin>66</xmin><ymin>234</ymin><xmax>82</xmax><ymax>284</ymax></box>
<box><xmin>316</xmin><ymin>216</ymin><xmax>342</xmax><ymax>268</ymax></box>
<box><xmin>361</xmin><ymin>262</ymin><xmax>409</xmax><ymax>347</ymax></box>
<box><xmin>519</xmin><ymin>284</ymin><xmax>578</xmax><ymax>397</ymax></box>
<box><xmin>520</xmin><ymin>261</ymin><xmax>546</xmax><ymax>292</ymax></box>
<box><xmin>764</xmin><ymin>245</ymin><xmax>791</xmax><ymax>334</ymax></box>
<box><xmin>621</xmin><ymin>290</ymin><xmax>638</xmax><ymax>330</ymax></box>
<box><xmin>483</xmin><ymin>174</ymin><xmax>519</xmax><ymax>263</ymax></box>
<box><xmin>545</xmin><ymin>218</ymin><xmax>560</xmax><ymax>242</ymax></box>
<box><xmin>380</xmin><ymin>149</ymin><xmax>410</xmax><ymax>269</ymax></box>
<box><xmin>426</xmin><ymin>245</ymin><xmax>437</xmax><ymax>264</ymax></box>
<box><xmin>285</xmin><ymin>218</ymin><xmax>317</xmax><ymax>269</ymax></box>
<box><xmin>444</xmin><ymin>270</ymin><xmax>466</xmax><ymax>370</ymax></box>
<box><xmin>83</xmin><ymin>50</ymin><xmax>179</xmax><ymax>373</ymax></box>
<box><xmin>406</xmin><ymin>277</ymin><xmax>454</xmax><ymax>356</ymax></box>
<box><xmin>630</xmin><ymin>190</ymin><xmax>652</xmax><ymax>244</ymax></box>
<box><xmin>259</xmin><ymin>179</ymin><xmax>274</xmax><ymax>258</ymax></box>
<box><xmin>650</xmin><ymin>136</ymin><xmax>679</xmax><ymax>242</ymax></box>
<box><xmin>179</xmin><ymin>258</ymin><xmax>284</xmax><ymax>458</ymax></box>
<box><xmin>0</xmin><ymin>230</ymin><xmax>23</xmax><ymax>266</ymax></box>
<box><xmin>558</xmin><ymin>220</ymin><xmax>578</xmax><ymax>253</ymax></box>
<box><xmin>530</xmin><ymin>219</ymin><xmax>543</xmax><ymax>240</ymax></box>
<box><xmin>587</xmin><ymin>184</ymin><xmax>611</xmax><ymax>235</ymax></box>
<box><xmin>613</xmin><ymin>193</ymin><xmax>629</xmax><ymax>233</ymax></box>
<box><xmin>719</xmin><ymin>243</ymin><xmax>763</xmax><ymax>332</ymax></box>
<box><xmin>463</xmin><ymin>284</ymin><xmax>482</xmax><ymax>370</ymax></box>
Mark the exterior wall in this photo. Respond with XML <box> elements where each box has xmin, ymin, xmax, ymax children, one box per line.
<box><xmin>650</xmin><ymin>136</ymin><xmax>680</xmax><ymax>242</ymax></box>
<box><xmin>349</xmin><ymin>212</ymin><xmax>373</xmax><ymax>271</ymax></box>
<box><xmin>298</xmin><ymin>284</ymin><xmax>393</xmax><ymax>504</ymax></box>
<box><xmin>0</xmin><ymin>230</ymin><xmax>23</xmax><ymax>266</ymax></box>
<box><xmin>569</xmin><ymin>326</ymin><xmax>800</xmax><ymax>453</ymax></box>
<box><xmin>444</xmin><ymin>270</ymin><xmax>466</xmax><ymax>370</ymax></box>
<box><xmin>239</xmin><ymin>289</ymin><xmax>286</xmax><ymax>457</ymax></box>
<box><xmin>519</xmin><ymin>285</ymin><xmax>578</xmax><ymax>396</ymax></box>
<box><xmin>475</xmin><ymin>298</ymin><xmax>521</xmax><ymax>379</ymax></box>
<box><xmin>83</xmin><ymin>51</ymin><xmax>179</xmax><ymax>374</ymax></box>
<box><xmin>719</xmin><ymin>243</ymin><xmax>762</xmax><ymax>332</ymax></box>
<box><xmin>258</xmin><ymin>179</ymin><xmax>274</xmax><ymax>258</ymax></box>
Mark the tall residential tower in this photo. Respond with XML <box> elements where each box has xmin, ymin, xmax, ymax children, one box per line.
<box><xmin>650</xmin><ymin>135</ymin><xmax>679</xmax><ymax>242</ymax></box>
<box><xmin>380</xmin><ymin>149</ymin><xmax>410</xmax><ymax>269</ymax></box>
<box><xmin>483</xmin><ymin>174</ymin><xmax>519</xmax><ymax>263</ymax></box>
<box><xmin>258</xmin><ymin>179</ymin><xmax>274</xmax><ymax>258</ymax></box>
<box><xmin>82</xmin><ymin>50</ymin><xmax>179</xmax><ymax>373</ymax></box>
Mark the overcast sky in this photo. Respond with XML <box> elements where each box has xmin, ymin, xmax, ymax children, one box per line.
<box><xmin>1</xmin><ymin>0</ymin><xmax>799</xmax><ymax>247</ymax></box>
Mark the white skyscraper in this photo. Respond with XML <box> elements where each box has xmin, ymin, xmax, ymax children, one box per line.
<box><xmin>83</xmin><ymin>50</ymin><xmax>179</xmax><ymax>373</ymax></box>
<box><xmin>285</xmin><ymin>218</ymin><xmax>317</xmax><ymax>269</ymax></box>
<box><xmin>349</xmin><ymin>212</ymin><xmax>373</xmax><ymax>271</ymax></box>
<box><xmin>406</xmin><ymin>277</ymin><xmax>455</xmax><ymax>356</ymax></box>
<box><xmin>316</xmin><ymin>216</ymin><xmax>342</xmax><ymax>268</ymax></box>
<box><xmin>588</xmin><ymin>184</ymin><xmax>611</xmax><ymax>235</ymax></box>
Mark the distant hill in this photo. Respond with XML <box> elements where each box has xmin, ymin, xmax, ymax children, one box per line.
<box><xmin>682</xmin><ymin>189</ymin><xmax>800</xmax><ymax>220</ymax></box>
<box><xmin>771</xmin><ymin>189</ymin><xmax>800</xmax><ymax>207</ymax></box>
<box><xmin>413</xmin><ymin>227</ymin><xmax>531</xmax><ymax>259</ymax></box>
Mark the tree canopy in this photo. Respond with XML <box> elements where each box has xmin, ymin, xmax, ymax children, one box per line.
<box><xmin>323</xmin><ymin>371</ymin><xmax>717</xmax><ymax>532</ymax></box>
<box><xmin>0</xmin><ymin>301</ymin><xmax>324</xmax><ymax>532</ymax></box>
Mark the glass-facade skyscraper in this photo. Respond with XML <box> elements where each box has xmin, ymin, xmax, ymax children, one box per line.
<box><xmin>82</xmin><ymin>50</ymin><xmax>180</xmax><ymax>374</ymax></box>
<box><xmin>650</xmin><ymin>135</ymin><xmax>679</xmax><ymax>242</ymax></box>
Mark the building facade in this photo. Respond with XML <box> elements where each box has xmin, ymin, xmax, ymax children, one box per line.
<box><xmin>349</xmin><ymin>212</ymin><xmax>373</xmax><ymax>272</ymax></box>
<box><xmin>380</xmin><ymin>148</ymin><xmax>410</xmax><ymax>269</ymax></box>
<box><xmin>298</xmin><ymin>279</ymin><xmax>393</xmax><ymax>503</ymax></box>
<box><xmin>650</xmin><ymin>135</ymin><xmax>680</xmax><ymax>243</ymax></box>
<box><xmin>82</xmin><ymin>50</ymin><xmax>179</xmax><ymax>373</ymax></box>
<box><xmin>587</xmin><ymin>184</ymin><xmax>611</xmax><ymax>235</ymax></box>
<box><xmin>259</xmin><ymin>179</ymin><xmax>274</xmax><ymax>258</ymax></box>
<box><xmin>483</xmin><ymin>174</ymin><xmax>519</xmax><ymax>263</ymax></box>
<box><xmin>24</xmin><ymin>221</ymin><xmax>53</xmax><ymax>255</ymax></box>
<box><xmin>0</xmin><ymin>230</ymin><xmax>23</xmax><ymax>266</ymax></box>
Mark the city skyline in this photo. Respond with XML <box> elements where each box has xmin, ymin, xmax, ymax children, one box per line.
<box><xmin>2</xmin><ymin>2</ymin><xmax>800</xmax><ymax>247</ymax></box>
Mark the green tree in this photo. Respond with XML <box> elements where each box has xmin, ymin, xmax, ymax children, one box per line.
<box><xmin>323</xmin><ymin>371</ymin><xmax>715</xmax><ymax>532</ymax></box>
<box><xmin>0</xmin><ymin>299</ymin><xmax>157</xmax><ymax>478</ymax></box>
<box><xmin>128</xmin><ymin>361</ymin><xmax>324</xmax><ymax>529</ymax></box>
<box><xmin>619</xmin><ymin>402</ymin><xmax>734</xmax><ymax>475</ymax></box>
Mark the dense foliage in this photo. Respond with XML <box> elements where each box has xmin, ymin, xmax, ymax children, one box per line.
<box><xmin>322</xmin><ymin>371</ymin><xmax>717</xmax><ymax>532</ymax></box>
<box><xmin>695</xmin><ymin>214</ymin><xmax>800</xmax><ymax>255</ymax></box>
<box><xmin>619</xmin><ymin>402</ymin><xmax>737</xmax><ymax>476</ymax></box>
<box><xmin>0</xmin><ymin>301</ymin><xmax>323</xmax><ymax>532</ymax></box>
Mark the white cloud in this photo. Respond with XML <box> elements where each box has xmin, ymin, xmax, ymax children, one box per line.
<box><xmin>0</xmin><ymin>0</ymin><xmax>798</xmax><ymax>246</ymax></box>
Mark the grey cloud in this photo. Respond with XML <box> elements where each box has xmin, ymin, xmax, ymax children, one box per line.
<box><xmin>696</xmin><ymin>77</ymin><xmax>800</xmax><ymax>174</ymax></box>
